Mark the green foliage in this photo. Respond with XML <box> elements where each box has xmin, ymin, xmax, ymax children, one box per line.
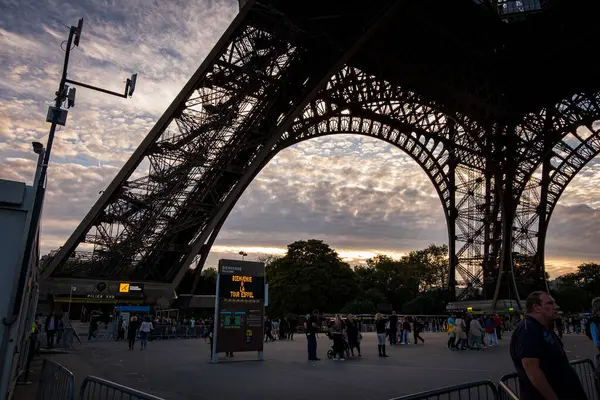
<box><xmin>266</xmin><ymin>240</ymin><xmax>451</xmax><ymax>316</ymax></box>
<box><xmin>553</xmin><ymin>262</ymin><xmax>600</xmax><ymax>311</ymax></box>
<box><xmin>341</xmin><ymin>298</ymin><xmax>376</xmax><ymax>314</ymax></box>
<box><xmin>402</xmin><ymin>289</ymin><xmax>453</xmax><ymax>314</ymax></box>
<box><xmin>266</xmin><ymin>240</ymin><xmax>360</xmax><ymax>317</ymax></box>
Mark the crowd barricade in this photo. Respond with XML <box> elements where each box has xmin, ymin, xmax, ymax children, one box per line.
<box><xmin>39</xmin><ymin>327</ymin><xmax>77</xmax><ymax>349</ymax></box>
<box><xmin>498</xmin><ymin>372</ymin><xmax>519</xmax><ymax>399</ymax></box>
<box><xmin>149</xmin><ymin>324</ymin><xmax>206</xmax><ymax>340</ymax></box>
<box><xmin>389</xmin><ymin>380</ymin><xmax>498</xmax><ymax>400</ymax></box>
<box><xmin>79</xmin><ymin>376</ymin><xmax>165</xmax><ymax>400</ymax></box>
<box><xmin>496</xmin><ymin>358</ymin><xmax>598</xmax><ymax>400</ymax></box>
<box><xmin>498</xmin><ymin>380</ymin><xmax>519</xmax><ymax>400</ymax></box>
<box><xmin>37</xmin><ymin>359</ymin><xmax>75</xmax><ymax>400</ymax></box>
<box><xmin>569</xmin><ymin>358</ymin><xmax>599</xmax><ymax>400</ymax></box>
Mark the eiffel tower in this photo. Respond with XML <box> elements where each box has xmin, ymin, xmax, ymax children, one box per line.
<box><xmin>42</xmin><ymin>0</ymin><xmax>600</xmax><ymax>309</ymax></box>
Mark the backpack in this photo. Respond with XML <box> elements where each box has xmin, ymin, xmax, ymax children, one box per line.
<box><xmin>585</xmin><ymin>317</ymin><xmax>599</xmax><ymax>340</ymax></box>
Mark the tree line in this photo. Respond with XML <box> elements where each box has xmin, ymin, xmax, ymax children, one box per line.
<box><xmin>177</xmin><ymin>239</ymin><xmax>600</xmax><ymax>316</ymax></box>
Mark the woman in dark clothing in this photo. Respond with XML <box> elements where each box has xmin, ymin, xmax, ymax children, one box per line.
<box><xmin>330</xmin><ymin>314</ymin><xmax>346</xmax><ymax>360</ymax></box>
<box><xmin>346</xmin><ymin>314</ymin><xmax>361</xmax><ymax>356</ymax></box>
<box><xmin>413</xmin><ymin>318</ymin><xmax>425</xmax><ymax>344</ymax></box>
<box><xmin>127</xmin><ymin>316</ymin><xmax>139</xmax><ymax>350</ymax></box>
<box><xmin>375</xmin><ymin>313</ymin><xmax>389</xmax><ymax>357</ymax></box>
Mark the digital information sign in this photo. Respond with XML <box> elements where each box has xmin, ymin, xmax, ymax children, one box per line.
<box><xmin>212</xmin><ymin>259</ymin><xmax>265</xmax><ymax>363</ymax></box>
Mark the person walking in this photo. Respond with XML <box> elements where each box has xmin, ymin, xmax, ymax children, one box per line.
<box><xmin>44</xmin><ymin>311</ymin><xmax>59</xmax><ymax>349</ymax></box>
<box><xmin>346</xmin><ymin>314</ymin><xmax>362</xmax><ymax>356</ymax></box>
<box><xmin>389</xmin><ymin>311</ymin><xmax>399</xmax><ymax>345</ymax></box>
<box><xmin>88</xmin><ymin>318</ymin><xmax>98</xmax><ymax>341</ymax></box>
<box><xmin>127</xmin><ymin>316</ymin><xmax>139</xmax><ymax>351</ymax></box>
<box><xmin>510</xmin><ymin>291</ymin><xmax>587</xmax><ymax>400</ymax></box>
<box><xmin>413</xmin><ymin>318</ymin><xmax>425</xmax><ymax>344</ymax></box>
<box><xmin>375</xmin><ymin>313</ymin><xmax>389</xmax><ymax>357</ymax></box>
<box><xmin>305</xmin><ymin>310</ymin><xmax>320</xmax><ymax>361</ymax></box>
<box><xmin>587</xmin><ymin>297</ymin><xmax>600</xmax><ymax>379</ymax></box>
<box><xmin>139</xmin><ymin>317</ymin><xmax>153</xmax><ymax>350</ymax></box>
<box><xmin>469</xmin><ymin>317</ymin><xmax>484</xmax><ymax>350</ymax></box>
<box><xmin>330</xmin><ymin>314</ymin><xmax>346</xmax><ymax>361</ymax></box>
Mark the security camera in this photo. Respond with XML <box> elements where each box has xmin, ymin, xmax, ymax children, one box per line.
<box><xmin>74</xmin><ymin>19</ymin><xmax>83</xmax><ymax>47</ymax></box>
<box><xmin>128</xmin><ymin>73</ymin><xmax>137</xmax><ymax>97</ymax></box>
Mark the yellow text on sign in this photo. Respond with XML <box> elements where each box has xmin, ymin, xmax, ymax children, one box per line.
<box><xmin>119</xmin><ymin>283</ymin><xmax>130</xmax><ymax>293</ymax></box>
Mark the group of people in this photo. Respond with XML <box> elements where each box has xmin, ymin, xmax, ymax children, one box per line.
<box><xmin>303</xmin><ymin>310</ymin><xmax>428</xmax><ymax>361</ymax></box>
<box><xmin>263</xmin><ymin>317</ymin><xmax>297</xmax><ymax>342</ymax></box>
<box><xmin>327</xmin><ymin>314</ymin><xmax>363</xmax><ymax>360</ymax></box>
<box><xmin>446</xmin><ymin>313</ymin><xmax>503</xmax><ymax>351</ymax></box>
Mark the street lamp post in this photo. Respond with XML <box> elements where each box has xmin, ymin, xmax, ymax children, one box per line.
<box><xmin>0</xmin><ymin>19</ymin><xmax>137</xmax><ymax>398</ymax></box>
<box><xmin>13</xmin><ymin>19</ymin><xmax>137</xmax><ymax>317</ymax></box>
<box><xmin>67</xmin><ymin>286</ymin><xmax>76</xmax><ymax>318</ymax></box>
<box><xmin>239</xmin><ymin>251</ymin><xmax>248</xmax><ymax>261</ymax></box>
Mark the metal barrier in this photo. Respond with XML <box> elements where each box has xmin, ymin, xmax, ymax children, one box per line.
<box><xmin>498</xmin><ymin>358</ymin><xmax>599</xmax><ymax>400</ymax></box>
<box><xmin>498</xmin><ymin>381</ymin><xmax>519</xmax><ymax>400</ymax></box>
<box><xmin>389</xmin><ymin>380</ymin><xmax>498</xmax><ymax>400</ymax></box>
<box><xmin>79</xmin><ymin>376</ymin><xmax>165</xmax><ymax>400</ymax></box>
<box><xmin>570</xmin><ymin>358</ymin><xmax>599</xmax><ymax>400</ymax></box>
<box><xmin>498</xmin><ymin>372</ymin><xmax>519</xmax><ymax>398</ymax></box>
<box><xmin>37</xmin><ymin>359</ymin><xmax>75</xmax><ymax>400</ymax></box>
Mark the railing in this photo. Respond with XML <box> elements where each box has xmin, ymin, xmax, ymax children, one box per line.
<box><xmin>389</xmin><ymin>380</ymin><xmax>498</xmax><ymax>400</ymax></box>
<box><xmin>497</xmin><ymin>358</ymin><xmax>598</xmax><ymax>400</ymax></box>
<box><xmin>79</xmin><ymin>376</ymin><xmax>165</xmax><ymax>400</ymax></box>
<box><xmin>39</xmin><ymin>327</ymin><xmax>77</xmax><ymax>349</ymax></box>
<box><xmin>37</xmin><ymin>359</ymin><xmax>75</xmax><ymax>400</ymax></box>
<box><xmin>570</xmin><ymin>358</ymin><xmax>599</xmax><ymax>400</ymax></box>
<box><xmin>498</xmin><ymin>381</ymin><xmax>519</xmax><ymax>400</ymax></box>
<box><xmin>498</xmin><ymin>372</ymin><xmax>519</xmax><ymax>398</ymax></box>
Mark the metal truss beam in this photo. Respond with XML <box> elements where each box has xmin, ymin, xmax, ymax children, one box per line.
<box><xmin>46</xmin><ymin>0</ymin><xmax>404</xmax><ymax>289</ymax></box>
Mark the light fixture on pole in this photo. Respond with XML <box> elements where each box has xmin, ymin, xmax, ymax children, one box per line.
<box><xmin>239</xmin><ymin>251</ymin><xmax>248</xmax><ymax>261</ymax></box>
<box><xmin>15</xmin><ymin>18</ymin><xmax>139</xmax><ymax>322</ymax></box>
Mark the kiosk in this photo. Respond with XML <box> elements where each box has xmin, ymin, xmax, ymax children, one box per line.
<box><xmin>211</xmin><ymin>259</ymin><xmax>265</xmax><ymax>363</ymax></box>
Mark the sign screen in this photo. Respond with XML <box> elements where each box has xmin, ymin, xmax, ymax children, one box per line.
<box><xmin>214</xmin><ymin>259</ymin><xmax>265</xmax><ymax>357</ymax></box>
<box><xmin>219</xmin><ymin>275</ymin><xmax>265</xmax><ymax>300</ymax></box>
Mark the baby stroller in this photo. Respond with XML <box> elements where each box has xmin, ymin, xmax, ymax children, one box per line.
<box><xmin>326</xmin><ymin>331</ymin><xmax>351</xmax><ymax>360</ymax></box>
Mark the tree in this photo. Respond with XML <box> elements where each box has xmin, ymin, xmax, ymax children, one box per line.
<box><xmin>266</xmin><ymin>239</ymin><xmax>359</xmax><ymax>317</ymax></box>
<box><xmin>341</xmin><ymin>298</ymin><xmax>376</xmax><ymax>314</ymax></box>
<box><xmin>406</xmin><ymin>244</ymin><xmax>449</xmax><ymax>290</ymax></box>
<box><xmin>552</xmin><ymin>262</ymin><xmax>600</xmax><ymax>311</ymax></box>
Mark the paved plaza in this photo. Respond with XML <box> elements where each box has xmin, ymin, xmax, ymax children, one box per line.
<box><xmin>41</xmin><ymin>332</ymin><xmax>596</xmax><ymax>400</ymax></box>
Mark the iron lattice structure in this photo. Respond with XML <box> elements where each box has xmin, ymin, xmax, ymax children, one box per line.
<box><xmin>43</xmin><ymin>0</ymin><xmax>600</xmax><ymax>305</ymax></box>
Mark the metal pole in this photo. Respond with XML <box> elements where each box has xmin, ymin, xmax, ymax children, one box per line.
<box><xmin>211</xmin><ymin>273</ymin><xmax>221</xmax><ymax>364</ymax></box>
<box><xmin>67</xmin><ymin>287</ymin><xmax>73</xmax><ymax>318</ymax></box>
<box><xmin>11</xmin><ymin>26</ymin><xmax>76</xmax><ymax>318</ymax></box>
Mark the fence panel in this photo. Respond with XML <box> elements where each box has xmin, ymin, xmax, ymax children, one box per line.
<box><xmin>498</xmin><ymin>381</ymin><xmax>519</xmax><ymax>400</ymax></box>
<box><xmin>37</xmin><ymin>359</ymin><xmax>75</xmax><ymax>400</ymax></box>
<box><xmin>79</xmin><ymin>376</ymin><xmax>165</xmax><ymax>400</ymax></box>
<box><xmin>570</xmin><ymin>358</ymin><xmax>599</xmax><ymax>400</ymax></box>
<box><xmin>499</xmin><ymin>372</ymin><xmax>519</xmax><ymax>398</ymax></box>
<box><xmin>389</xmin><ymin>380</ymin><xmax>498</xmax><ymax>400</ymax></box>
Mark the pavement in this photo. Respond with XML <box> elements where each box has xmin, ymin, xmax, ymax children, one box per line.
<box><xmin>16</xmin><ymin>332</ymin><xmax>598</xmax><ymax>400</ymax></box>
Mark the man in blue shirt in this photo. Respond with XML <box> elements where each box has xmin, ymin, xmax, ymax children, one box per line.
<box><xmin>510</xmin><ymin>291</ymin><xmax>587</xmax><ymax>399</ymax></box>
<box><xmin>590</xmin><ymin>297</ymin><xmax>600</xmax><ymax>377</ymax></box>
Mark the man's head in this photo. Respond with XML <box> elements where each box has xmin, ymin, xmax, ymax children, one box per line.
<box><xmin>591</xmin><ymin>297</ymin><xmax>600</xmax><ymax>317</ymax></box>
<box><xmin>526</xmin><ymin>291</ymin><xmax>558</xmax><ymax>323</ymax></box>
<box><xmin>392</xmin><ymin>311</ymin><xmax>396</xmax><ymax>315</ymax></box>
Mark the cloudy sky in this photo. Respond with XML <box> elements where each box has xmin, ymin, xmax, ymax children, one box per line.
<box><xmin>1</xmin><ymin>0</ymin><xmax>599</xmax><ymax>278</ymax></box>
